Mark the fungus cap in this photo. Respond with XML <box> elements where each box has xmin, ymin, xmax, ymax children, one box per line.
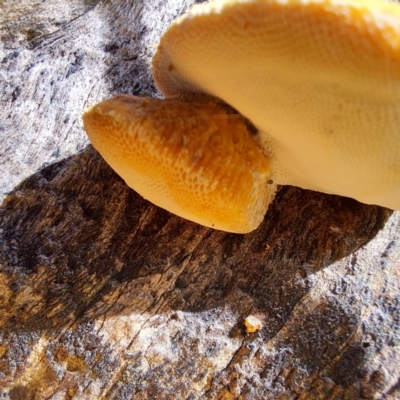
<box><xmin>153</xmin><ymin>0</ymin><xmax>400</xmax><ymax>209</ymax></box>
<box><xmin>83</xmin><ymin>95</ymin><xmax>275</xmax><ymax>233</ymax></box>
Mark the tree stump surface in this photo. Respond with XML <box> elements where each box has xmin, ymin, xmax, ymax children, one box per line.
<box><xmin>0</xmin><ymin>1</ymin><xmax>399</xmax><ymax>399</ymax></box>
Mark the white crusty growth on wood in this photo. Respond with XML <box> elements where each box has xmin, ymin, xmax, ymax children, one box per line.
<box><xmin>83</xmin><ymin>0</ymin><xmax>400</xmax><ymax>233</ymax></box>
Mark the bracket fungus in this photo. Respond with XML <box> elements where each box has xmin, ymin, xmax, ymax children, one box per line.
<box><xmin>83</xmin><ymin>0</ymin><xmax>400</xmax><ymax>233</ymax></box>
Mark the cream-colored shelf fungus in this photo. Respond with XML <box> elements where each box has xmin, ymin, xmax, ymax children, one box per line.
<box><xmin>83</xmin><ymin>0</ymin><xmax>400</xmax><ymax>233</ymax></box>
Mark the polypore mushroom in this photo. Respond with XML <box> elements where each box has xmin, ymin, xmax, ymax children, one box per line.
<box><xmin>83</xmin><ymin>0</ymin><xmax>400</xmax><ymax>233</ymax></box>
<box><xmin>83</xmin><ymin>95</ymin><xmax>274</xmax><ymax>233</ymax></box>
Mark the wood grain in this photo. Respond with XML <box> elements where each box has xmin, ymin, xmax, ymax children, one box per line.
<box><xmin>1</xmin><ymin>1</ymin><xmax>399</xmax><ymax>399</ymax></box>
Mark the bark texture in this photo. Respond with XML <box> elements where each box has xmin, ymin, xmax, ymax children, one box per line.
<box><xmin>1</xmin><ymin>1</ymin><xmax>400</xmax><ymax>399</ymax></box>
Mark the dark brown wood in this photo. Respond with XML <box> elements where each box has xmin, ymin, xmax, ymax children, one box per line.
<box><xmin>1</xmin><ymin>1</ymin><xmax>399</xmax><ymax>399</ymax></box>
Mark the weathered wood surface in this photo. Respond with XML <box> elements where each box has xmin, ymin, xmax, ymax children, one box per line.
<box><xmin>0</xmin><ymin>1</ymin><xmax>399</xmax><ymax>399</ymax></box>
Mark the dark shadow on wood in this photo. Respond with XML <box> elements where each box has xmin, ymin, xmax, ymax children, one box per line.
<box><xmin>0</xmin><ymin>146</ymin><xmax>391</xmax><ymax>332</ymax></box>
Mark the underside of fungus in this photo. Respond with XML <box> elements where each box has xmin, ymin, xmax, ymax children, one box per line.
<box><xmin>83</xmin><ymin>0</ymin><xmax>400</xmax><ymax>233</ymax></box>
<box><xmin>83</xmin><ymin>95</ymin><xmax>275</xmax><ymax>233</ymax></box>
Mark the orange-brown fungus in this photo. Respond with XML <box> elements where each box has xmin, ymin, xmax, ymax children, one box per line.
<box><xmin>83</xmin><ymin>94</ymin><xmax>275</xmax><ymax>233</ymax></box>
